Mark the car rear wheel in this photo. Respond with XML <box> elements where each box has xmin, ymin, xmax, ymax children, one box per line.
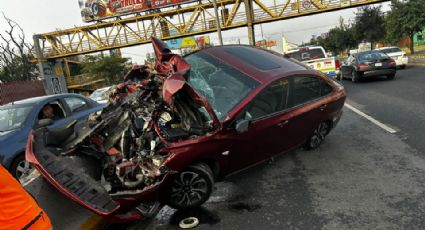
<box><xmin>10</xmin><ymin>154</ymin><xmax>34</xmax><ymax>183</ymax></box>
<box><xmin>387</xmin><ymin>73</ymin><xmax>395</xmax><ymax>80</ymax></box>
<box><xmin>167</xmin><ymin>163</ymin><xmax>214</xmax><ymax>209</ymax></box>
<box><xmin>351</xmin><ymin>71</ymin><xmax>359</xmax><ymax>83</ymax></box>
<box><xmin>304</xmin><ymin>122</ymin><xmax>331</xmax><ymax>150</ymax></box>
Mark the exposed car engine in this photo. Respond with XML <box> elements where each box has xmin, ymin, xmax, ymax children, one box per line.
<box><xmin>61</xmin><ymin>64</ymin><xmax>215</xmax><ymax>194</ymax></box>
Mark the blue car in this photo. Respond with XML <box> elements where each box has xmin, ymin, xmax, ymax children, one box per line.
<box><xmin>0</xmin><ymin>94</ymin><xmax>104</xmax><ymax>182</ymax></box>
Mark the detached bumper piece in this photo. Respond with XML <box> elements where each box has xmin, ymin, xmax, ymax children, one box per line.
<box><xmin>33</xmin><ymin>133</ymin><xmax>119</xmax><ymax>215</ymax></box>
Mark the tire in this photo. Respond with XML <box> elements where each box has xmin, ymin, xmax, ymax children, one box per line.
<box><xmin>304</xmin><ymin>122</ymin><xmax>331</xmax><ymax>150</ymax></box>
<box><xmin>166</xmin><ymin>163</ymin><xmax>214</xmax><ymax>209</ymax></box>
<box><xmin>91</xmin><ymin>2</ymin><xmax>106</xmax><ymax>17</ymax></box>
<box><xmin>400</xmin><ymin>65</ymin><xmax>406</xmax><ymax>69</ymax></box>
<box><xmin>9</xmin><ymin>154</ymin><xmax>34</xmax><ymax>183</ymax></box>
<box><xmin>387</xmin><ymin>73</ymin><xmax>395</xmax><ymax>80</ymax></box>
<box><xmin>351</xmin><ymin>71</ymin><xmax>359</xmax><ymax>83</ymax></box>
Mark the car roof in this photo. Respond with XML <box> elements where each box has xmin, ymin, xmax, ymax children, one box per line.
<box><xmin>2</xmin><ymin>93</ymin><xmax>84</xmax><ymax>107</ymax></box>
<box><xmin>376</xmin><ymin>46</ymin><xmax>401</xmax><ymax>50</ymax></box>
<box><xmin>197</xmin><ymin>45</ymin><xmax>311</xmax><ymax>84</ymax></box>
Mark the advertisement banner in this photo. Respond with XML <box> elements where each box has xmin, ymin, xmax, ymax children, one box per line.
<box><xmin>78</xmin><ymin>0</ymin><xmax>197</xmax><ymax>22</ymax></box>
<box><xmin>165</xmin><ymin>36</ymin><xmax>210</xmax><ymax>49</ymax></box>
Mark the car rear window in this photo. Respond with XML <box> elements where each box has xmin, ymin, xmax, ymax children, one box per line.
<box><xmin>224</xmin><ymin>46</ymin><xmax>281</xmax><ymax>70</ymax></box>
<box><xmin>357</xmin><ymin>51</ymin><xmax>389</xmax><ymax>62</ymax></box>
<box><xmin>286</xmin><ymin>48</ymin><xmax>326</xmax><ymax>61</ymax></box>
<box><xmin>380</xmin><ymin>48</ymin><xmax>402</xmax><ymax>53</ymax></box>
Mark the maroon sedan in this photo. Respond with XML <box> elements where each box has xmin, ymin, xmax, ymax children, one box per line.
<box><xmin>26</xmin><ymin>38</ymin><xmax>346</xmax><ymax>222</ymax></box>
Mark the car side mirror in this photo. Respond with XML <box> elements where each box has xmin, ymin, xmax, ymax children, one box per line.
<box><xmin>37</xmin><ymin>118</ymin><xmax>54</xmax><ymax>129</ymax></box>
<box><xmin>235</xmin><ymin>119</ymin><xmax>250</xmax><ymax>134</ymax></box>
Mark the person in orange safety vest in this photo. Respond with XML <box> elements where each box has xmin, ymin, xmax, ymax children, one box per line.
<box><xmin>0</xmin><ymin>164</ymin><xmax>52</xmax><ymax>230</ymax></box>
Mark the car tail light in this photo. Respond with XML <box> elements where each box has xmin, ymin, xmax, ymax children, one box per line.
<box><xmin>357</xmin><ymin>63</ymin><xmax>369</xmax><ymax>71</ymax></box>
<box><xmin>388</xmin><ymin>59</ymin><xmax>396</xmax><ymax>66</ymax></box>
<box><xmin>335</xmin><ymin>60</ymin><xmax>341</xmax><ymax>69</ymax></box>
<box><xmin>299</xmin><ymin>47</ymin><xmax>309</xmax><ymax>52</ymax></box>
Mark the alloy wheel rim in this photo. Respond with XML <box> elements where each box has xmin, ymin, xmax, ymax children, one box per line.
<box><xmin>16</xmin><ymin>160</ymin><xmax>33</xmax><ymax>182</ymax></box>
<box><xmin>170</xmin><ymin>171</ymin><xmax>208</xmax><ymax>207</ymax></box>
<box><xmin>310</xmin><ymin>123</ymin><xmax>328</xmax><ymax>148</ymax></box>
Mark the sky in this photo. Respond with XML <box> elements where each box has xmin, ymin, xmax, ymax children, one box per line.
<box><xmin>0</xmin><ymin>0</ymin><xmax>389</xmax><ymax>63</ymax></box>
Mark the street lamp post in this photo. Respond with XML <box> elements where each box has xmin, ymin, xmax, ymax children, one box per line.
<box><xmin>212</xmin><ymin>0</ymin><xmax>223</xmax><ymax>45</ymax></box>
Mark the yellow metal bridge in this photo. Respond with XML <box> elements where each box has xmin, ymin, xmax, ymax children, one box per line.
<box><xmin>33</xmin><ymin>0</ymin><xmax>388</xmax><ymax>92</ymax></box>
<box><xmin>34</xmin><ymin>0</ymin><xmax>388</xmax><ymax>60</ymax></box>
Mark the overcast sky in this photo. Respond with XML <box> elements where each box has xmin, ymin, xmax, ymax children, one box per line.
<box><xmin>1</xmin><ymin>0</ymin><xmax>389</xmax><ymax>63</ymax></box>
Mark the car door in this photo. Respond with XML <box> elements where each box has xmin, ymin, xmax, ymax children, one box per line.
<box><xmin>284</xmin><ymin>75</ymin><xmax>334</xmax><ymax>147</ymax></box>
<box><xmin>227</xmin><ymin>78</ymin><xmax>290</xmax><ymax>170</ymax></box>
<box><xmin>36</xmin><ymin>99</ymin><xmax>72</xmax><ymax>129</ymax></box>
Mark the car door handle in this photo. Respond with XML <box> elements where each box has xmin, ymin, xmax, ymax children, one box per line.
<box><xmin>277</xmin><ymin>120</ymin><xmax>289</xmax><ymax>127</ymax></box>
<box><xmin>319</xmin><ymin>104</ymin><xmax>327</xmax><ymax>111</ymax></box>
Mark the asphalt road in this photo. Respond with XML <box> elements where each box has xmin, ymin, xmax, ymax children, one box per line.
<box><xmin>110</xmin><ymin>66</ymin><xmax>425</xmax><ymax>230</ymax></box>
<box><xmin>342</xmin><ymin>66</ymin><xmax>425</xmax><ymax>155</ymax></box>
<box><xmin>28</xmin><ymin>66</ymin><xmax>425</xmax><ymax>229</ymax></box>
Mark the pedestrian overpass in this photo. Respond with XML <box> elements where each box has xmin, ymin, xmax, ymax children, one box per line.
<box><xmin>33</xmin><ymin>0</ymin><xmax>388</xmax><ymax>93</ymax></box>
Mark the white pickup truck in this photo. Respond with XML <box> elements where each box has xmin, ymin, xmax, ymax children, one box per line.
<box><xmin>285</xmin><ymin>46</ymin><xmax>340</xmax><ymax>78</ymax></box>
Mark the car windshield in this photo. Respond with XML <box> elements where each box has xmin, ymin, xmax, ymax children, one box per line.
<box><xmin>357</xmin><ymin>51</ymin><xmax>389</xmax><ymax>62</ymax></box>
<box><xmin>0</xmin><ymin>105</ymin><xmax>33</xmax><ymax>132</ymax></box>
<box><xmin>89</xmin><ymin>88</ymin><xmax>110</xmax><ymax>101</ymax></box>
<box><xmin>287</xmin><ymin>48</ymin><xmax>326</xmax><ymax>61</ymax></box>
<box><xmin>185</xmin><ymin>52</ymin><xmax>259</xmax><ymax>120</ymax></box>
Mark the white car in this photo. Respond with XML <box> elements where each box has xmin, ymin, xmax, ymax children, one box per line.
<box><xmin>89</xmin><ymin>86</ymin><xmax>111</xmax><ymax>104</ymax></box>
<box><xmin>376</xmin><ymin>46</ymin><xmax>408</xmax><ymax>69</ymax></box>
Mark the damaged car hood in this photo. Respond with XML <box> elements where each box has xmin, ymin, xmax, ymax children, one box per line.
<box><xmin>152</xmin><ymin>37</ymin><xmax>220</xmax><ymax>129</ymax></box>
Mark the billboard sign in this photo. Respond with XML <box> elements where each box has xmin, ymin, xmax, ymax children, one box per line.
<box><xmin>79</xmin><ymin>0</ymin><xmax>196</xmax><ymax>22</ymax></box>
<box><xmin>165</xmin><ymin>36</ymin><xmax>210</xmax><ymax>49</ymax></box>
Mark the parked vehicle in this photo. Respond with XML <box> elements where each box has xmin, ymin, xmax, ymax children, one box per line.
<box><xmin>376</xmin><ymin>46</ymin><xmax>408</xmax><ymax>69</ymax></box>
<box><xmin>26</xmin><ymin>38</ymin><xmax>346</xmax><ymax>222</ymax></box>
<box><xmin>89</xmin><ymin>86</ymin><xmax>112</xmax><ymax>104</ymax></box>
<box><xmin>339</xmin><ymin>50</ymin><xmax>397</xmax><ymax>82</ymax></box>
<box><xmin>285</xmin><ymin>46</ymin><xmax>341</xmax><ymax>78</ymax></box>
<box><xmin>0</xmin><ymin>94</ymin><xmax>104</xmax><ymax>182</ymax></box>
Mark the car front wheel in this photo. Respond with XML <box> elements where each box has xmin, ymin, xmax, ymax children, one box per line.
<box><xmin>351</xmin><ymin>71</ymin><xmax>359</xmax><ymax>83</ymax></box>
<box><xmin>387</xmin><ymin>73</ymin><xmax>395</xmax><ymax>80</ymax></box>
<box><xmin>10</xmin><ymin>154</ymin><xmax>34</xmax><ymax>183</ymax></box>
<box><xmin>304</xmin><ymin>122</ymin><xmax>331</xmax><ymax>150</ymax></box>
<box><xmin>167</xmin><ymin>163</ymin><xmax>214</xmax><ymax>209</ymax></box>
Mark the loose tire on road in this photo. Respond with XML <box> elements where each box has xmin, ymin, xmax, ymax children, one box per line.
<box><xmin>167</xmin><ymin>163</ymin><xmax>214</xmax><ymax>209</ymax></box>
<box><xmin>304</xmin><ymin>122</ymin><xmax>331</xmax><ymax>150</ymax></box>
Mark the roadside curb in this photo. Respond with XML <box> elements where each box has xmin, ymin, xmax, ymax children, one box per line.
<box><xmin>408</xmin><ymin>63</ymin><xmax>425</xmax><ymax>67</ymax></box>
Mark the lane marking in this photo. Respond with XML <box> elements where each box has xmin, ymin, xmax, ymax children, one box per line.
<box><xmin>344</xmin><ymin>103</ymin><xmax>397</xmax><ymax>134</ymax></box>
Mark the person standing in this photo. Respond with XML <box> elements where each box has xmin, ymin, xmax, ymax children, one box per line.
<box><xmin>0</xmin><ymin>164</ymin><xmax>52</xmax><ymax>230</ymax></box>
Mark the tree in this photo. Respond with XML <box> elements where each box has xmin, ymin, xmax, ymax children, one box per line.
<box><xmin>81</xmin><ymin>55</ymin><xmax>129</xmax><ymax>85</ymax></box>
<box><xmin>316</xmin><ymin>18</ymin><xmax>356</xmax><ymax>55</ymax></box>
<box><xmin>0</xmin><ymin>14</ymin><xmax>38</xmax><ymax>83</ymax></box>
<box><xmin>353</xmin><ymin>6</ymin><xmax>386</xmax><ymax>48</ymax></box>
<box><xmin>385</xmin><ymin>0</ymin><xmax>425</xmax><ymax>54</ymax></box>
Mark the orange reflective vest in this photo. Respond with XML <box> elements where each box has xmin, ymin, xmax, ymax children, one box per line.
<box><xmin>0</xmin><ymin>165</ymin><xmax>52</xmax><ymax>230</ymax></box>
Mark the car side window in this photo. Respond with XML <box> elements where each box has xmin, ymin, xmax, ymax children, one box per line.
<box><xmin>38</xmin><ymin>100</ymin><xmax>67</xmax><ymax>121</ymax></box>
<box><xmin>64</xmin><ymin>97</ymin><xmax>88</xmax><ymax>114</ymax></box>
<box><xmin>245</xmin><ymin>78</ymin><xmax>289</xmax><ymax>120</ymax></box>
<box><xmin>291</xmin><ymin>76</ymin><xmax>330</xmax><ymax>107</ymax></box>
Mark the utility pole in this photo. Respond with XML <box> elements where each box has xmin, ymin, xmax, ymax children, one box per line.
<box><xmin>244</xmin><ymin>0</ymin><xmax>255</xmax><ymax>46</ymax></box>
<box><xmin>212</xmin><ymin>0</ymin><xmax>223</xmax><ymax>45</ymax></box>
